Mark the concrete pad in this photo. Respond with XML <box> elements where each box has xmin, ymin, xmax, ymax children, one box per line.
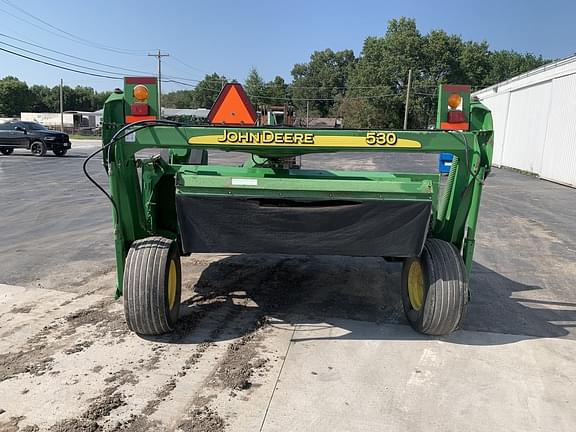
<box><xmin>70</xmin><ymin>139</ymin><xmax>101</xmax><ymax>149</ymax></box>
<box><xmin>1</xmin><ymin>159</ymin><xmax>575</xmax><ymax>430</ymax></box>
<box><xmin>0</xmin><ymin>282</ymin><xmax>298</xmax><ymax>431</ymax></box>
<box><xmin>0</xmin><ymin>283</ymin><xmax>105</xmax><ymax>351</ymax></box>
<box><xmin>261</xmin><ymin>319</ymin><xmax>576</xmax><ymax>432</ymax></box>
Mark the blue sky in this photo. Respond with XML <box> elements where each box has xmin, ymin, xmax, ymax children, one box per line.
<box><xmin>0</xmin><ymin>0</ymin><xmax>574</xmax><ymax>92</ymax></box>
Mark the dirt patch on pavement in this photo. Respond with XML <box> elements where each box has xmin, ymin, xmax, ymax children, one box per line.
<box><xmin>0</xmin><ymin>416</ymin><xmax>24</xmax><ymax>432</ymax></box>
<box><xmin>182</xmin><ymin>342</ymin><xmax>215</xmax><ymax>372</ymax></box>
<box><xmin>142</xmin><ymin>378</ymin><xmax>177</xmax><ymax>415</ymax></box>
<box><xmin>49</xmin><ymin>418</ymin><xmax>100</xmax><ymax>432</ymax></box>
<box><xmin>64</xmin><ymin>299</ymin><xmax>126</xmax><ymax>337</ymax></box>
<box><xmin>64</xmin><ymin>340</ymin><xmax>94</xmax><ymax>354</ymax></box>
<box><xmin>34</xmin><ymin>298</ymin><xmax>125</xmax><ymax>343</ymax></box>
<box><xmin>110</xmin><ymin>415</ymin><xmax>162</xmax><ymax>432</ymax></box>
<box><xmin>104</xmin><ymin>369</ymin><xmax>139</xmax><ymax>386</ymax></box>
<box><xmin>178</xmin><ymin>406</ymin><xmax>225</xmax><ymax>432</ymax></box>
<box><xmin>10</xmin><ymin>305</ymin><xmax>33</xmax><ymax>314</ymax></box>
<box><xmin>83</xmin><ymin>391</ymin><xmax>125</xmax><ymax>420</ymax></box>
<box><xmin>0</xmin><ymin>416</ymin><xmax>40</xmax><ymax>432</ymax></box>
<box><xmin>48</xmin><ymin>388</ymin><xmax>125</xmax><ymax>431</ymax></box>
<box><xmin>0</xmin><ymin>347</ymin><xmax>53</xmax><ymax>381</ymax></box>
<box><xmin>215</xmin><ymin>333</ymin><xmax>267</xmax><ymax>391</ymax></box>
<box><xmin>0</xmin><ymin>297</ymin><xmax>127</xmax><ymax>382</ymax></box>
<box><xmin>137</xmin><ymin>344</ymin><xmax>167</xmax><ymax>371</ymax></box>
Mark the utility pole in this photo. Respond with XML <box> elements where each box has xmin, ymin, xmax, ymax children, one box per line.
<box><xmin>148</xmin><ymin>49</ymin><xmax>169</xmax><ymax>117</ymax></box>
<box><xmin>403</xmin><ymin>68</ymin><xmax>412</xmax><ymax>130</ymax></box>
<box><xmin>59</xmin><ymin>79</ymin><xmax>64</xmax><ymax>132</ymax></box>
<box><xmin>306</xmin><ymin>100</ymin><xmax>309</xmax><ymax>127</ymax></box>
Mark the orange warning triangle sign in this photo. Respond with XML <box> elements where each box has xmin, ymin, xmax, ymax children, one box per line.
<box><xmin>208</xmin><ymin>83</ymin><xmax>257</xmax><ymax>126</ymax></box>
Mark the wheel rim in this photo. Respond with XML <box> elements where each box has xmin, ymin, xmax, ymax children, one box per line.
<box><xmin>167</xmin><ymin>260</ymin><xmax>177</xmax><ymax>310</ymax></box>
<box><xmin>32</xmin><ymin>143</ymin><xmax>41</xmax><ymax>154</ymax></box>
<box><xmin>407</xmin><ymin>260</ymin><xmax>424</xmax><ymax>311</ymax></box>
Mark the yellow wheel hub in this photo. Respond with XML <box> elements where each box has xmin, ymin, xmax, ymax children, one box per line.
<box><xmin>407</xmin><ymin>260</ymin><xmax>425</xmax><ymax>311</ymax></box>
<box><xmin>167</xmin><ymin>260</ymin><xmax>177</xmax><ymax>310</ymax></box>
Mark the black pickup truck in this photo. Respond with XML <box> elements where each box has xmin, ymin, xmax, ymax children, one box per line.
<box><xmin>0</xmin><ymin>121</ymin><xmax>71</xmax><ymax>157</ymax></box>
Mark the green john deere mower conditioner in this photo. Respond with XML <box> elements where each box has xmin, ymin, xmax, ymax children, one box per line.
<box><xmin>86</xmin><ymin>77</ymin><xmax>493</xmax><ymax>337</ymax></box>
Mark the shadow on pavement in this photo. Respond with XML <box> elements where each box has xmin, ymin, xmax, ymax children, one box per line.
<box><xmin>163</xmin><ymin>254</ymin><xmax>574</xmax><ymax>346</ymax></box>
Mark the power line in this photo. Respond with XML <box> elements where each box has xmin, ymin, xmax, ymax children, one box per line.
<box><xmin>0</xmin><ymin>32</ymin><xmax>156</xmax><ymax>76</ymax></box>
<box><xmin>0</xmin><ymin>0</ymin><xmax>148</xmax><ymax>56</ymax></box>
<box><xmin>0</xmin><ymin>43</ymin><xmax>205</xmax><ymax>88</ymax></box>
<box><xmin>0</xmin><ymin>40</ymin><xmax>127</xmax><ymax>78</ymax></box>
<box><xmin>166</xmin><ymin>79</ymin><xmax>400</xmax><ymax>101</ymax></box>
<box><xmin>0</xmin><ymin>44</ymin><xmax>431</xmax><ymax>104</ymax></box>
<box><xmin>0</xmin><ymin>45</ymin><xmax>122</xmax><ymax>79</ymax></box>
<box><xmin>0</xmin><ymin>32</ymin><xmax>214</xmax><ymax>85</ymax></box>
<box><xmin>0</xmin><ymin>31</ymin><xmax>444</xmax><ymax>102</ymax></box>
<box><xmin>0</xmin><ymin>40</ymin><xmax>211</xmax><ymax>86</ymax></box>
<box><xmin>0</xmin><ymin>41</ymin><xmax>440</xmax><ymax>102</ymax></box>
<box><xmin>170</xmin><ymin>56</ymin><xmax>211</xmax><ymax>76</ymax></box>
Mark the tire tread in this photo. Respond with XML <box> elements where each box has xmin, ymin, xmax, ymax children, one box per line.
<box><xmin>123</xmin><ymin>236</ymin><xmax>180</xmax><ymax>335</ymax></box>
<box><xmin>402</xmin><ymin>238</ymin><xmax>468</xmax><ymax>336</ymax></box>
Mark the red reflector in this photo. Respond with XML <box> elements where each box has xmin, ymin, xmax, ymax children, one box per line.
<box><xmin>447</xmin><ymin>111</ymin><xmax>465</xmax><ymax>123</ymax></box>
<box><xmin>125</xmin><ymin>77</ymin><xmax>157</xmax><ymax>85</ymax></box>
<box><xmin>131</xmin><ymin>103</ymin><xmax>149</xmax><ymax>116</ymax></box>
<box><xmin>440</xmin><ymin>121</ymin><xmax>469</xmax><ymax>131</ymax></box>
<box><xmin>125</xmin><ymin>115</ymin><xmax>157</xmax><ymax>124</ymax></box>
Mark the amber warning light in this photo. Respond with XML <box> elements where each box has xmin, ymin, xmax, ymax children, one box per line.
<box><xmin>125</xmin><ymin>77</ymin><xmax>157</xmax><ymax>123</ymax></box>
<box><xmin>447</xmin><ymin>93</ymin><xmax>462</xmax><ymax>110</ymax></box>
<box><xmin>133</xmin><ymin>85</ymin><xmax>149</xmax><ymax>101</ymax></box>
<box><xmin>439</xmin><ymin>84</ymin><xmax>470</xmax><ymax>131</ymax></box>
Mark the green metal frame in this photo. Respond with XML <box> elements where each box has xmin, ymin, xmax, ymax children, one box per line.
<box><xmin>101</xmin><ymin>83</ymin><xmax>493</xmax><ymax>297</ymax></box>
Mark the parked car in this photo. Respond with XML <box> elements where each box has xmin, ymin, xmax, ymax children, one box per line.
<box><xmin>0</xmin><ymin>121</ymin><xmax>71</xmax><ymax>157</ymax></box>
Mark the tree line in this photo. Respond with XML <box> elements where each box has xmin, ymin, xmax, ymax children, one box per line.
<box><xmin>0</xmin><ymin>76</ymin><xmax>111</xmax><ymax>116</ymax></box>
<box><xmin>1</xmin><ymin>18</ymin><xmax>549</xmax><ymax>128</ymax></box>
<box><xmin>165</xmin><ymin>18</ymin><xmax>549</xmax><ymax>128</ymax></box>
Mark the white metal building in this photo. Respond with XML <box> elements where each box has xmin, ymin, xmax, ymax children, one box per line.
<box><xmin>474</xmin><ymin>55</ymin><xmax>576</xmax><ymax>187</ymax></box>
<box><xmin>20</xmin><ymin>111</ymin><xmax>102</xmax><ymax>130</ymax></box>
<box><xmin>20</xmin><ymin>112</ymin><xmax>75</xmax><ymax>128</ymax></box>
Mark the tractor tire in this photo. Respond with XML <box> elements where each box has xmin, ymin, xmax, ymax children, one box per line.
<box><xmin>53</xmin><ymin>148</ymin><xmax>68</xmax><ymax>157</ymax></box>
<box><xmin>401</xmin><ymin>238</ymin><xmax>468</xmax><ymax>336</ymax></box>
<box><xmin>0</xmin><ymin>148</ymin><xmax>14</xmax><ymax>155</ymax></box>
<box><xmin>123</xmin><ymin>236</ymin><xmax>181</xmax><ymax>335</ymax></box>
<box><xmin>30</xmin><ymin>141</ymin><xmax>47</xmax><ymax>157</ymax></box>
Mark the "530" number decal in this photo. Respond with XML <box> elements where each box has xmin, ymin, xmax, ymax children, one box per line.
<box><xmin>366</xmin><ymin>132</ymin><xmax>398</xmax><ymax>146</ymax></box>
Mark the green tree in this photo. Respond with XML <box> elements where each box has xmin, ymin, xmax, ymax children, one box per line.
<box><xmin>265</xmin><ymin>76</ymin><xmax>290</xmax><ymax>106</ymax></box>
<box><xmin>193</xmin><ymin>73</ymin><xmax>227</xmax><ymax>109</ymax></box>
<box><xmin>163</xmin><ymin>90</ymin><xmax>195</xmax><ymax>108</ymax></box>
<box><xmin>291</xmin><ymin>48</ymin><xmax>356</xmax><ymax>116</ymax></box>
<box><xmin>459</xmin><ymin>41</ymin><xmax>491</xmax><ymax>87</ymax></box>
<box><xmin>244</xmin><ymin>67</ymin><xmax>267</xmax><ymax>107</ymax></box>
<box><xmin>93</xmin><ymin>90</ymin><xmax>112</xmax><ymax>111</ymax></box>
<box><xmin>422</xmin><ymin>30</ymin><xmax>464</xmax><ymax>84</ymax></box>
<box><xmin>486</xmin><ymin>51</ymin><xmax>548</xmax><ymax>86</ymax></box>
<box><xmin>0</xmin><ymin>76</ymin><xmax>32</xmax><ymax>116</ymax></box>
<box><xmin>29</xmin><ymin>84</ymin><xmax>53</xmax><ymax>112</ymax></box>
<box><xmin>66</xmin><ymin>86</ymin><xmax>97</xmax><ymax>111</ymax></box>
<box><xmin>345</xmin><ymin>18</ymin><xmax>424</xmax><ymax>128</ymax></box>
<box><xmin>343</xmin><ymin>17</ymin><xmax>550</xmax><ymax>128</ymax></box>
